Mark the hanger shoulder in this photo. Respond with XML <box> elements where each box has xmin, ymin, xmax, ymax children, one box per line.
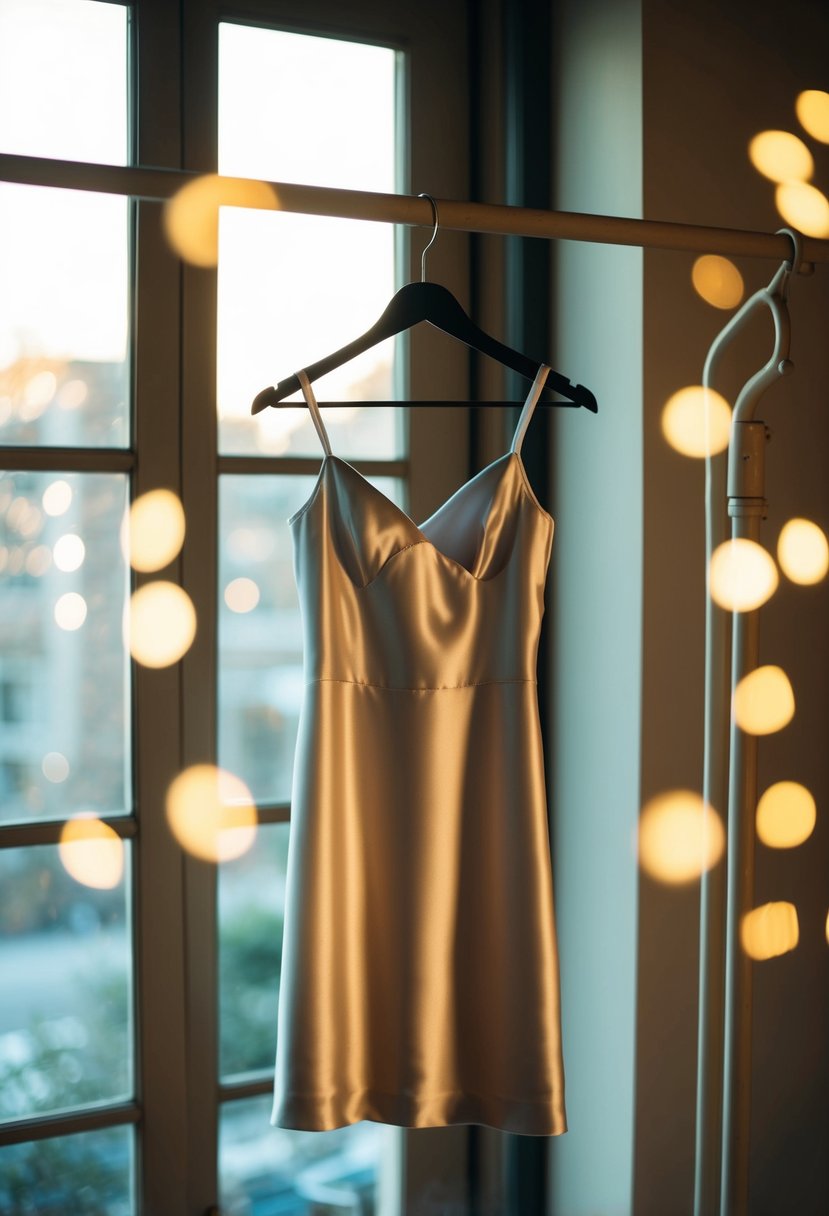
<box><xmin>251</xmin><ymin>280</ymin><xmax>598</xmax><ymax>413</ymax></box>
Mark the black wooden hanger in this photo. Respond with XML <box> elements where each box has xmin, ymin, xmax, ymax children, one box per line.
<box><xmin>250</xmin><ymin>193</ymin><xmax>598</xmax><ymax>416</ymax></box>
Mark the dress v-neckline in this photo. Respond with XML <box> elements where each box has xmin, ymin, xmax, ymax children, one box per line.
<box><xmin>289</xmin><ymin>364</ymin><xmax>553</xmax><ymax>581</ymax></box>
<box><xmin>324</xmin><ymin>449</ymin><xmax>547</xmax><ymax>583</ymax></box>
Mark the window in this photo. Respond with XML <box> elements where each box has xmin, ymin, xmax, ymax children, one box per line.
<box><xmin>0</xmin><ymin>2</ymin><xmax>473</xmax><ymax>1212</ymax></box>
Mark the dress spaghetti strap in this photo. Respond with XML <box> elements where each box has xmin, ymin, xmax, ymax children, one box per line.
<box><xmin>297</xmin><ymin>370</ymin><xmax>333</xmax><ymax>457</ymax></box>
<box><xmin>510</xmin><ymin>364</ymin><xmax>551</xmax><ymax>456</ymax></box>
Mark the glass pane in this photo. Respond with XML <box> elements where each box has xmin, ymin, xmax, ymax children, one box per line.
<box><xmin>218</xmin><ymin>473</ymin><xmax>403</xmax><ymax>808</ymax></box>
<box><xmin>0</xmin><ymin>843</ymin><xmax>133</xmax><ymax>1123</ymax></box>
<box><xmin>217</xmin><ymin>23</ymin><xmax>403</xmax><ymax>459</ymax></box>
<box><xmin>0</xmin><ymin>0</ymin><xmax>127</xmax><ymax>165</ymax></box>
<box><xmin>219</xmin><ymin>824</ymin><xmax>288</xmax><ymax>1079</ymax></box>
<box><xmin>0</xmin><ymin>184</ymin><xmax>130</xmax><ymax>448</ymax></box>
<box><xmin>0</xmin><ymin>470</ymin><xmax>131</xmax><ymax>825</ymax></box>
<box><xmin>220</xmin><ymin>1094</ymin><xmax>393</xmax><ymax>1216</ymax></box>
<box><xmin>0</xmin><ymin>1124</ymin><xmax>134</xmax><ymax>1216</ymax></box>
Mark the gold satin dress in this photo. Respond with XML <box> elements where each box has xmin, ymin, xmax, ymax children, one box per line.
<box><xmin>271</xmin><ymin>365</ymin><xmax>567</xmax><ymax>1137</ymax></box>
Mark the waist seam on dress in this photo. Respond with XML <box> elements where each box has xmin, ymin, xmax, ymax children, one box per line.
<box><xmin>306</xmin><ymin>678</ymin><xmax>536</xmax><ymax>691</ymax></box>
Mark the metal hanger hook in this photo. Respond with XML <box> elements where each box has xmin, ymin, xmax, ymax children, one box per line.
<box><xmin>417</xmin><ymin>192</ymin><xmax>439</xmax><ymax>282</ymax></box>
<box><xmin>773</xmin><ymin>226</ymin><xmax>811</xmax><ymax>299</ymax></box>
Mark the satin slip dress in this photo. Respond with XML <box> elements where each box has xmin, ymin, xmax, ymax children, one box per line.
<box><xmin>271</xmin><ymin>364</ymin><xmax>568</xmax><ymax>1137</ymax></box>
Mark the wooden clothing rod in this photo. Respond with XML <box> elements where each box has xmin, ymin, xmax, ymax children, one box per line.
<box><xmin>2</xmin><ymin>152</ymin><xmax>828</xmax><ymax>266</ymax></box>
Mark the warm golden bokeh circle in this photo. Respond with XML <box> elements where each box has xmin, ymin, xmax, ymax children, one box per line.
<box><xmin>733</xmin><ymin>665</ymin><xmax>795</xmax><ymax>735</ymax></box>
<box><xmin>795</xmin><ymin>90</ymin><xmax>829</xmax><ymax>143</ymax></box>
<box><xmin>709</xmin><ymin>538</ymin><xmax>779</xmax><ymax>612</ymax></box>
<box><xmin>163</xmin><ymin>174</ymin><xmax>280</xmax><ymax>267</ymax></box>
<box><xmin>777</xmin><ymin>518</ymin><xmax>829</xmax><ymax>585</ymax></box>
<box><xmin>125</xmin><ymin>581</ymin><xmax>197</xmax><ymax>668</ymax></box>
<box><xmin>166</xmin><ymin>764</ymin><xmax>257</xmax><ymax>862</ymax></box>
<box><xmin>125</xmin><ymin>489</ymin><xmax>186</xmax><ymax>572</ymax></box>
<box><xmin>756</xmin><ymin>781</ymin><xmax>816</xmax><ymax>849</ymax></box>
<box><xmin>748</xmin><ymin>130</ymin><xmax>814</xmax><ymax>183</ymax></box>
<box><xmin>741</xmin><ymin>901</ymin><xmax>799</xmax><ymax>960</ymax></box>
<box><xmin>775</xmin><ymin>180</ymin><xmax>829</xmax><ymax>238</ymax></box>
<box><xmin>224</xmin><ymin>576</ymin><xmax>261</xmax><ymax>613</ymax></box>
<box><xmin>691</xmin><ymin>255</ymin><xmax>744</xmax><ymax>309</ymax></box>
<box><xmin>661</xmin><ymin>386</ymin><xmax>731</xmax><ymax>458</ymax></box>
<box><xmin>59</xmin><ymin>817</ymin><xmax>125</xmax><ymax>890</ymax></box>
<box><xmin>638</xmin><ymin>790</ymin><xmax>725</xmax><ymax>885</ymax></box>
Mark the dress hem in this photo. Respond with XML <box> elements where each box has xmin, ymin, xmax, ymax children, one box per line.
<box><xmin>270</xmin><ymin>1087</ymin><xmax>567</xmax><ymax>1138</ymax></box>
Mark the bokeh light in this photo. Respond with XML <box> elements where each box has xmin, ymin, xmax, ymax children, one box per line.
<box><xmin>56</xmin><ymin>379</ymin><xmax>88</xmax><ymax>410</ymax></box>
<box><xmin>54</xmin><ymin>591</ymin><xmax>87</xmax><ymax>631</ymax></box>
<box><xmin>777</xmin><ymin>517</ymin><xmax>829</xmax><ymax>585</ymax></box>
<box><xmin>25</xmin><ymin>544</ymin><xmax>51</xmax><ymax>576</ymax></box>
<box><xmin>224</xmin><ymin>576</ymin><xmax>260</xmax><ymax>613</ymax></box>
<box><xmin>163</xmin><ymin>173</ymin><xmax>279</xmax><ymax>267</ymax></box>
<box><xmin>638</xmin><ymin>790</ymin><xmax>725</xmax><ymax>884</ymax></box>
<box><xmin>166</xmin><ymin>764</ymin><xmax>257</xmax><ymax>862</ymax></box>
<box><xmin>756</xmin><ymin>781</ymin><xmax>816</xmax><ymax>849</ymax></box>
<box><xmin>795</xmin><ymin>90</ymin><xmax>829</xmax><ymax>143</ymax></box>
<box><xmin>748</xmin><ymin>130</ymin><xmax>814</xmax><ymax>182</ymax></box>
<box><xmin>125</xmin><ymin>581</ymin><xmax>196</xmax><ymax>668</ymax></box>
<box><xmin>59</xmin><ymin>817</ymin><xmax>125</xmax><ymax>890</ymax></box>
<box><xmin>775</xmin><ymin>181</ymin><xmax>829</xmax><ymax>238</ymax></box>
<box><xmin>733</xmin><ymin>665</ymin><xmax>795</xmax><ymax>735</ymax></box>
<box><xmin>124</xmin><ymin>488</ymin><xmax>186</xmax><ymax>572</ymax></box>
<box><xmin>661</xmin><ymin>386</ymin><xmax>731</xmax><ymax>458</ymax></box>
<box><xmin>709</xmin><ymin>538</ymin><xmax>779</xmax><ymax>611</ymax></box>
<box><xmin>42</xmin><ymin>752</ymin><xmax>70</xmax><ymax>783</ymax></box>
<box><xmin>741</xmin><ymin>901</ymin><xmax>799</xmax><ymax>960</ymax></box>
<box><xmin>692</xmin><ymin>255</ymin><xmax>744</xmax><ymax>309</ymax></box>
<box><xmin>53</xmin><ymin>532</ymin><xmax>86</xmax><ymax>573</ymax></box>
<box><xmin>42</xmin><ymin>479</ymin><xmax>73</xmax><ymax>516</ymax></box>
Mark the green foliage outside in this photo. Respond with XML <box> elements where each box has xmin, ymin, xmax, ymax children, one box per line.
<box><xmin>1</xmin><ymin>887</ymin><xmax>283</xmax><ymax>1213</ymax></box>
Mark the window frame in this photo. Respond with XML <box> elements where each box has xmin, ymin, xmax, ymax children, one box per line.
<box><xmin>0</xmin><ymin>1</ymin><xmax>480</xmax><ymax>1212</ymax></box>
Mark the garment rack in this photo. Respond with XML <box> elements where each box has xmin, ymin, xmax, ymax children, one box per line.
<box><xmin>2</xmin><ymin>152</ymin><xmax>829</xmax><ymax>265</ymax></box>
<box><xmin>2</xmin><ymin>150</ymin><xmax>827</xmax><ymax>1216</ymax></box>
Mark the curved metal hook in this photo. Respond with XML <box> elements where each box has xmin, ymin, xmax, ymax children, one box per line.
<box><xmin>703</xmin><ymin>227</ymin><xmax>801</xmax><ymax>423</ymax></box>
<box><xmin>417</xmin><ymin>192</ymin><xmax>439</xmax><ymax>282</ymax></box>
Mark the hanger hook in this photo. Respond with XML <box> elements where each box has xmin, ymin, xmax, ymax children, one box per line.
<box><xmin>775</xmin><ymin>226</ymin><xmax>803</xmax><ymax>275</ymax></box>
<box><xmin>773</xmin><ymin>226</ymin><xmax>810</xmax><ymax>301</ymax></box>
<box><xmin>417</xmin><ymin>192</ymin><xmax>439</xmax><ymax>282</ymax></box>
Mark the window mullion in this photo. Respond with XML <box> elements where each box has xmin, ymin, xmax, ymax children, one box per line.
<box><xmin>132</xmin><ymin>3</ymin><xmax>190</xmax><ymax>1216</ymax></box>
<box><xmin>180</xmin><ymin>2</ymin><xmax>222</xmax><ymax>1214</ymax></box>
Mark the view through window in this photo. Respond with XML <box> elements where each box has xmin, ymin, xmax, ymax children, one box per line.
<box><xmin>216</xmin><ymin>22</ymin><xmax>406</xmax><ymax>1212</ymax></box>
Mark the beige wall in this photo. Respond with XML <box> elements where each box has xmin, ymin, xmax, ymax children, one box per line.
<box><xmin>548</xmin><ymin>0</ymin><xmax>829</xmax><ymax>1212</ymax></box>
